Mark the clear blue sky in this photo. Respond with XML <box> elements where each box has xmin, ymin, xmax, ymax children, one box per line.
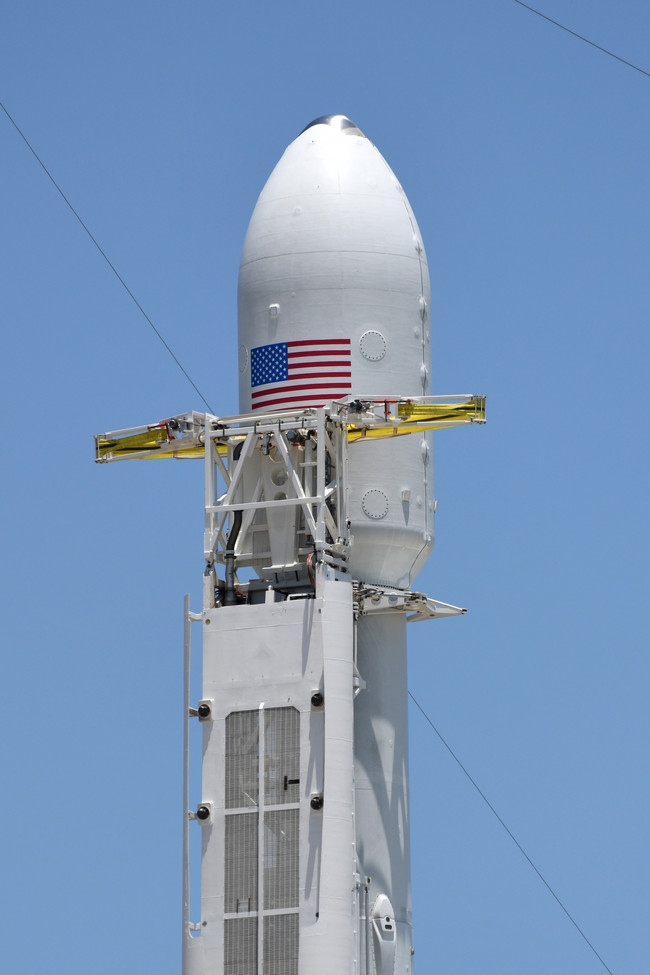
<box><xmin>2</xmin><ymin>2</ymin><xmax>648</xmax><ymax>972</ymax></box>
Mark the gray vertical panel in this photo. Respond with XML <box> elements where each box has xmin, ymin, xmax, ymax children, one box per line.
<box><xmin>263</xmin><ymin>809</ymin><xmax>299</xmax><ymax>910</ymax></box>
<box><xmin>225</xmin><ymin>708</ymin><xmax>301</xmax><ymax>974</ymax></box>
<box><xmin>224</xmin><ymin>814</ymin><xmax>258</xmax><ymax>913</ymax></box>
<box><xmin>264</xmin><ymin>707</ymin><xmax>300</xmax><ymax>805</ymax></box>
<box><xmin>226</xmin><ymin>710</ymin><xmax>259</xmax><ymax>809</ymax></box>
<box><xmin>224</xmin><ymin>917</ymin><xmax>258</xmax><ymax>975</ymax></box>
<box><xmin>263</xmin><ymin>914</ymin><xmax>299</xmax><ymax>975</ymax></box>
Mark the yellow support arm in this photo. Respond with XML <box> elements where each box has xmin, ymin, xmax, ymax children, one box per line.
<box><xmin>348</xmin><ymin>395</ymin><xmax>486</xmax><ymax>441</ymax></box>
<box><xmin>94</xmin><ymin>397</ymin><xmax>485</xmax><ymax>462</ymax></box>
<box><xmin>94</xmin><ymin>413</ymin><xmax>214</xmax><ymax>462</ymax></box>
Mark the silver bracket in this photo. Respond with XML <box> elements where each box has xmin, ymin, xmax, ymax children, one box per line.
<box><xmin>355</xmin><ymin>585</ymin><xmax>466</xmax><ymax>622</ymax></box>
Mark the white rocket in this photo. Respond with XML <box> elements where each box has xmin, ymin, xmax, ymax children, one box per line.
<box><xmin>95</xmin><ymin>114</ymin><xmax>484</xmax><ymax>975</ymax></box>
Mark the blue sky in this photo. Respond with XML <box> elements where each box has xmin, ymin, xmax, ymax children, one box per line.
<box><xmin>2</xmin><ymin>2</ymin><xmax>648</xmax><ymax>972</ymax></box>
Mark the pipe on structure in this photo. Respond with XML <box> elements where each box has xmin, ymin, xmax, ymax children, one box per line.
<box><xmin>223</xmin><ymin>441</ymin><xmax>244</xmax><ymax>607</ymax></box>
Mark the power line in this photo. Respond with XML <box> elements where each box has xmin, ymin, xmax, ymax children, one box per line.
<box><xmin>408</xmin><ymin>690</ymin><xmax>615</xmax><ymax>975</ymax></box>
<box><xmin>0</xmin><ymin>100</ymin><xmax>215</xmax><ymax>414</ymax></box>
<box><xmin>513</xmin><ymin>0</ymin><xmax>650</xmax><ymax>79</ymax></box>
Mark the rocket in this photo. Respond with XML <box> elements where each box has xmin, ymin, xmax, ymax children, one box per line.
<box><xmin>238</xmin><ymin>114</ymin><xmax>434</xmax><ymax>588</ymax></box>
<box><xmin>95</xmin><ymin>114</ymin><xmax>484</xmax><ymax>975</ymax></box>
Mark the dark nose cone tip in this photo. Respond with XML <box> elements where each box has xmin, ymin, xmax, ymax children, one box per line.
<box><xmin>299</xmin><ymin>114</ymin><xmax>366</xmax><ymax>137</ymax></box>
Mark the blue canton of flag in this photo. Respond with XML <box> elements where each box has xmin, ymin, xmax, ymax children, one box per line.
<box><xmin>251</xmin><ymin>343</ymin><xmax>289</xmax><ymax>387</ymax></box>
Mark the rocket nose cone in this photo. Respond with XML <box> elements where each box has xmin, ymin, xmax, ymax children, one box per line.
<box><xmin>299</xmin><ymin>114</ymin><xmax>366</xmax><ymax>137</ymax></box>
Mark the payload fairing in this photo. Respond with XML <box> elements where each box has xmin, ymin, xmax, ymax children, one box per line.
<box><xmin>238</xmin><ymin>114</ymin><xmax>433</xmax><ymax>589</ymax></box>
<box><xmin>95</xmin><ymin>115</ymin><xmax>484</xmax><ymax>975</ymax></box>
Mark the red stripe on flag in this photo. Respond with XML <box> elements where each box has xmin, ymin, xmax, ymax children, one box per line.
<box><xmin>252</xmin><ymin>381</ymin><xmax>352</xmax><ymax>400</ymax></box>
<box><xmin>284</xmin><ymin>371</ymin><xmax>351</xmax><ymax>380</ymax></box>
<box><xmin>252</xmin><ymin>389</ymin><xmax>352</xmax><ymax>409</ymax></box>
<box><xmin>288</xmin><ymin>350</ymin><xmax>351</xmax><ymax>360</ymax></box>
<box><xmin>287</xmin><ymin>338</ymin><xmax>351</xmax><ymax>347</ymax></box>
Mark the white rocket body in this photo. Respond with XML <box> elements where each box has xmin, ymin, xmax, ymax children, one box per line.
<box><xmin>238</xmin><ymin>115</ymin><xmax>433</xmax><ymax>589</ymax></box>
<box><xmin>185</xmin><ymin>116</ymin><xmax>434</xmax><ymax>975</ymax></box>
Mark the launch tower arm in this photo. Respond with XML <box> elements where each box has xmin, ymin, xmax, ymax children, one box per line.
<box><xmin>94</xmin><ymin>395</ymin><xmax>485</xmax><ymax>463</ymax></box>
<box><xmin>94</xmin><ymin>410</ymin><xmax>209</xmax><ymax>461</ymax></box>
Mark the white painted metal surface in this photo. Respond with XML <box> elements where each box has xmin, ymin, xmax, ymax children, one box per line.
<box><xmin>184</xmin><ymin>566</ymin><xmax>355</xmax><ymax>975</ymax></box>
<box><xmin>354</xmin><ymin>612</ymin><xmax>412</xmax><ymax>975</ymax></box>
<box><xmin>238</xmin><ymin>115</ymin><xmax>433</xmax><ymax>589</ymax></box>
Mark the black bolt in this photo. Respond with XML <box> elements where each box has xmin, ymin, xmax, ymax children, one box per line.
<box><xmin>311</xmin><ymin>692</ymin><xmax>324</xmax><ymax>708</ymax></box>
<box><xmin>310</xmin><ymin>795</ymin><xmax>323</xmax><ymax>811</ymax></box>
<box><xmin>198</xmin><ymin>703</ymin><xmax>211</xmax><ymax>719</ymax></box>
<box><xmin>197</xmin><ymin>804</ymin><xmax>211</xmax><ymax>821</ymax></box>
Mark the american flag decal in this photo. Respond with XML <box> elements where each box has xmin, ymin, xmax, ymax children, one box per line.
<box><xmin>250</xmin><ymin>338</ymin><xmax>352</xmax><ymax>411</ymax></box>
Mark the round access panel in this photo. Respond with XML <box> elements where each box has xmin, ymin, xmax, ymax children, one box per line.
<box><xmin>361</xmin><ymin>489</ymin><xmax>389</xmax><ymax>520</ymax></box>
<box><xmin>359</xmin><ymin>330</ymin><xmax>387</xmax><ymax>361</ymax></box>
